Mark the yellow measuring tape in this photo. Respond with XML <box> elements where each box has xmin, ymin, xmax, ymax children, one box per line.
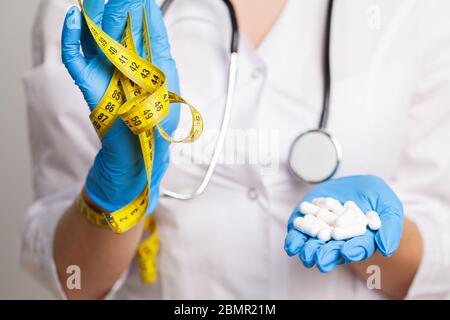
<box><xmin>75</xmin><ymin>0</ymin><xmax>203</xmax><ymax>284</ymax></box>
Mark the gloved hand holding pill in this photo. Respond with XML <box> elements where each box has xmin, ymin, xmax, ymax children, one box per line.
<box><xmin>284</xmin><ymin>175</ymin><xmax>403</xmax><ymax>272</ymax></box>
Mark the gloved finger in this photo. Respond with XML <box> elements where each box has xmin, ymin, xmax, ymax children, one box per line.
<box><xmin>62</xmin><ymin>6</ymin><xmax>87</xmax><ymax>80</ymax></box>
<box><xmin>340</xmin><ymin>230</ymin><xmax>376</xmax><ymax>263</ymax></box>
<box><xmin>315</xmin><ymin>240</ymin><xmax>346</xmax><ymax>273</ymax></box>
<box><xmin>83</xmin><ymin>0</ymin><xmax>105</xmax><ymax>24</ymax></box>
<box><xmin>144</xmin><ymin>0</ymin><xmax>173</xmax><ymax>63</ymax></box>
<box><xmin>80</xmin><ymin>0</ymin><xmax>105</xmax><ymax>62</ymax></box>
<box><xmin>284</xmin><ymin>229</ymin><xmax>308</xmax><ymax>257</ymax></box>
<box><xmin>300</xmin><ymin>239</ymin><xmax>324</xmax><ymax>268</ymax></box>
<box><xmin>375</xmin><ymin>208</ymin><xmax>403</xmax><ymax>256</ymax></box>
<box><xmin>129</xmin><ymin>0</ymin><xmax>145</xmax><ymax>56</ymax></box>
<box><xmin>102</xmin><ymin>0</ymin><xmax>132</xmax><ymax>42</ymax></box>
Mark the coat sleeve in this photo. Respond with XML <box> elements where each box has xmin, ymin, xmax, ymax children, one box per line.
<box><xmin>19</xmin><ymin>0</ymin><xmax>128</xmax><ymax>299</ymax></box>
<box><xmin>389</xmin><ymin>0</ymin><xmax>450</xmax><ymax>299</ymax></box>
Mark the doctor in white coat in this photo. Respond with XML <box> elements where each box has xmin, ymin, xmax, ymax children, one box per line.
<box><xmin>21</xmin><ymin>0</ymin><xmax>450</xmax><ymax>300</ymax></box>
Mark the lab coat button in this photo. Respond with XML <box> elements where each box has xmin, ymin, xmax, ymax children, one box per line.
<box><xmin>251</xmin><ymin>68</ymin><xmax>265</xmax><ymax>79</ymax></box>
<box><xmin>247</xmin><ymin>187</ymin><xmax>259</xmax><ymax>200</ymax></box>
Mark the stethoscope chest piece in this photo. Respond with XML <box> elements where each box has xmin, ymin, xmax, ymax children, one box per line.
<box><xmin>288</xmin><ymin>129</ymin><xmax>342</xmax><ymax>184</ymax></box>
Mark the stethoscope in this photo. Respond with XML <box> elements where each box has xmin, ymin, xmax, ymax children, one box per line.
<box><xmin>161</xmin><ymin>0</ymin><xmax>341</xmax><ymax>200</ymax></box>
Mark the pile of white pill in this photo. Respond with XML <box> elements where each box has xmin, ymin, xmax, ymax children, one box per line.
<box><xmin>294</xmin><ymin>198</ymin><xmax>382</xmax><ymax>242</ymax></box>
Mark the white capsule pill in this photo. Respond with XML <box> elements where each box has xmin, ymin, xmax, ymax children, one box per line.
<box><xmin>299</xmin><ymin>201</ymin><xmax>320</xmax><ymax>216</ymax></box>
<box><xmin>316</xmin><ymin>208</ymin><xmax>337</xmax><ymax>225</ymax></box>
<box><xmin>366</xmin><ymin>210</ymin><xmax>382</xmax><ymax>231</ymax></box>
<box><xmin>294</xmin><ymin>217</ymin><xmax>314</xmax><ymax>236</ymax></box>
<box><xmin>335</xmin><ymin>208</ymin><xmax>368</xmax><ymax>227</ymax></box>
<box><xmin>343</xmin><ymin>201</ymin><xmax>364</xmax><ymax>215</ymax></box>
<box><xmin>294</xmin><ymin>215</ymin><xmax>326</xmax><ymax>237</ymax></box>
<box><xmin>294</xmin><ymin>217</ymin><xmax>303</xmax><ymax>228</ymax></box>
<box><xmin>305</xmin><ymin>215</ymin><xmax>328</xmax><ymax>236</ymax></box>
<box><xmin>312</xmin><ymin>198</ymin><xmax>326</xmax><ymax>206</ymax></box>
<box><xmin>332</xmin><ymin>224</ymin><xmax>367</xmax><ymax>241</ymax></box>
<box><xmin>323</xmin><ymin>198</ymin><xmax>345</xmax><ymax>215</ymax></box>
<box><xmin>317</xmin><ymin>225</ymin><xmax>334</xmax><ymax>242</ymax></box>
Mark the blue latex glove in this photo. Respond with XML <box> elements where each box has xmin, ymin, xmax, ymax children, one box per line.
<box><xmin>284</xmin><ymin>175</ymin><xmax>404</xmax><ymax>272</ymax></box>
<box><xmin>62</xmin><ymin>0</ymin><xmax>180</xmax><ymax>213</ymax></box>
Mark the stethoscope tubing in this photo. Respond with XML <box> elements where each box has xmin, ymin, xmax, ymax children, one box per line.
<box><xmin>161</xmin><ymin>0</ymin><xmax>240</xmax><ymax>199</ymax></box>
<box><xmin>319</xmin><ymin>0</ymin><xmax>334</xmax><ymax>129</ymax></box>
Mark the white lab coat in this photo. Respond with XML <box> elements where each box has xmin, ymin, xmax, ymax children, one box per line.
<box><xmin>21</xmin><ymin>0</ymin><xmax>450</xmax><ymax>299</ymax></box>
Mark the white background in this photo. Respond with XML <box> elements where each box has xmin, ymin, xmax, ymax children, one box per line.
<box><xmin>0</xmin><ymin>0</ymin><xmax>53</xmax><ymax>299</ymax></box>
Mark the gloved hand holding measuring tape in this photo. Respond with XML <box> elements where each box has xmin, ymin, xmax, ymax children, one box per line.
<box><xmin>284</xmin><ymin>175</ymin><xmax>404</xmax><ymax>272</ymax></box>
<box><xmin>61</xmin><ymin>0</ymin><xmax>203</xmax><ymax>283</ymax></box>
<box><xmin>62</xmin><ymin>0</ymin><xmax>181</xmax><ymax>214</ymax></box>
